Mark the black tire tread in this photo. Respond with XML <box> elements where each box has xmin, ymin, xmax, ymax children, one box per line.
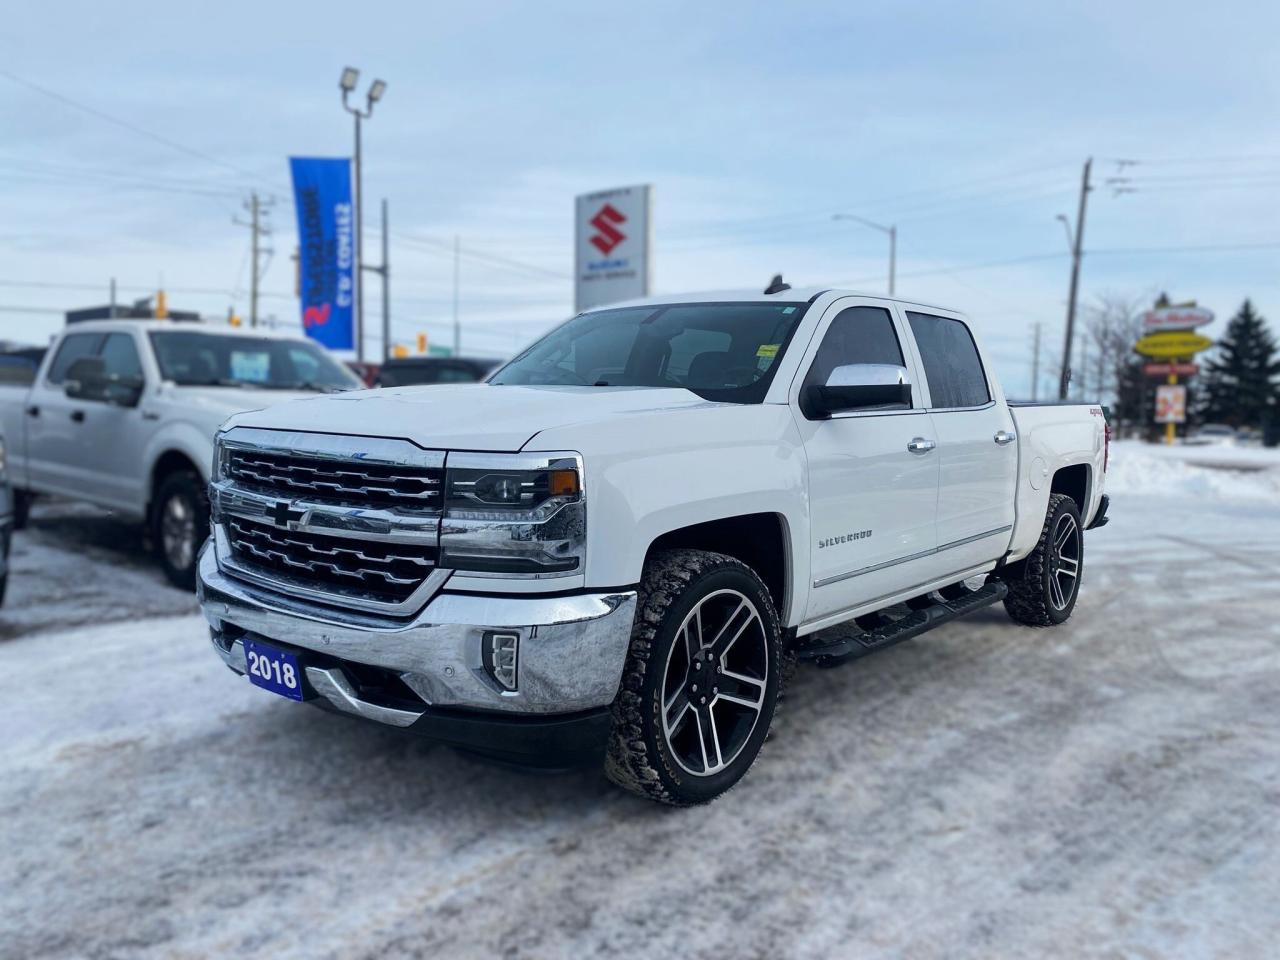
<box><xmin>153</xmin><ymin>469</ymin><xmax>209</xmax><ymax>591</ymax></box>
<box><xmin>604</xmin><ymin>548</ymin><xmax>782</xmax><ymax>806</ymax></box>
<box><xmin>1003</xmin><ymin>493</ymin><xmax>1074</xmax><ymax>627</ymax></box>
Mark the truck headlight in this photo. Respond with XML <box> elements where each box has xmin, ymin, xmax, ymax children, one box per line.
<box><xmin>439</xmin><ymin>452</ymin><xmax>584</xmax><ymax>577</ymax></box>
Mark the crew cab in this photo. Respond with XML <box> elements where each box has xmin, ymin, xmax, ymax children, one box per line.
<box><xmin>0</xmin><ymin>321</ymin><xmax>361</xmax><ymax>587</ymax></box>
<box><xmin>198</xmin><ymin>286</ymin><xmax>1109</xmax><ymax>805</ymax></box>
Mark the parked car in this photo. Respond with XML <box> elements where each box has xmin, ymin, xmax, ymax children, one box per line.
<box><xmin>0</xmin><ymin>321</ymin><xmax>362</xmax><ymax>588</ymax></box>
<box><xmin>198</xmin><ymin>285</ymin><xmax>1109</xmax><ymax>805</ymax></box>
<box><xmin>376</xmin><ymin>356</ymin><xmax>503</xmax><ymax>387</ymax></box>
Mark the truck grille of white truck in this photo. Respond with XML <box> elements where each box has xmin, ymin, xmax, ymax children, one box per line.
<box><xmin>224</xmin><ymin>448</ymin><xmax>442</xmax><ymax>511</ymax></box>
<box><xmin>224</xmin><ymin>516</ymin><xmax>436</xmax><ymax>605</ymax></box>
<box><xmin>212</xmin><ymin>430</ymin><xmax>447</xmax><ymax>616</ymax></box>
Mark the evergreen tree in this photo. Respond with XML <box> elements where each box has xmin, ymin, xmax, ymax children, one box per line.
<box><xmin>1198</xmin><ymin>300</ymin><xmax>1279</xmax><ymax>428</ymax></box>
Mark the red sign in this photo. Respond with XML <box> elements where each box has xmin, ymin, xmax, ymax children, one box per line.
<box><xmin>1144</xmin><ymin>362</ymin><xmax>1199</xmax><ymax>377</ymax></box>
<box><xmin>1142</xmin><ymin>306</ymin><xmax>1214</xmax><ymax>330</ymax></box>
<box><xmin>588</xmin><ymin>203</ymin><xmax>627</xmax><ymax>255</ymax></box>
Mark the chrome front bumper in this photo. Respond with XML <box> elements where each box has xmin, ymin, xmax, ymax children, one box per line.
<box><xmin>197</xmin><ymin>542</ymin><xmax>637</xmax><ymax>724</ymax></box>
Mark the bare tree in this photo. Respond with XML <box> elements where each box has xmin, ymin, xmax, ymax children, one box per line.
<box><xmin>1082</xmin><ymin>292</ymin><xmax>1150</xmax><ymax>434</ymax></box>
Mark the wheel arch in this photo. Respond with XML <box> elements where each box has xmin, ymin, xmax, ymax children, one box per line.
<box><xmin>1049</xmin><ymin>462</ymin><xmax>1091</xmax><ymax>516</ymax></box>
<box><xmin>642</xmin><ymin>513</ymin><xmax>792</xmax><ymax>625</ymax></box>
<box><xmin>148</xmin><ymin>449</ymin><xmax>203</xmax><ymax>520</ymax></box>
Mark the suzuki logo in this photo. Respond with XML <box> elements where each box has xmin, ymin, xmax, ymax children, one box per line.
<box><xmin>267</xmin><ymin>500</ymin><xmax>307</xmax><ymax>527</ymax></box>
<box><xmin>589</xmin><ymin>203</ymin><xmax>627</xmax><ymax>255</ymax></box>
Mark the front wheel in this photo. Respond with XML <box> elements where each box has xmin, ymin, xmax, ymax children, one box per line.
<box><xmin>152</xmin><ymin>470</ymin><xmax>209</xmax><ymax>591</ymax></box>
<box><xmin>1003</xmin><ymin>493</ymin><xmax>1083</xmax><ymax>627</ymax></box>
<box><xmin>605</xmin><ymin>549</ymin><xmax>782</xmax><ymax>806</ymax></box>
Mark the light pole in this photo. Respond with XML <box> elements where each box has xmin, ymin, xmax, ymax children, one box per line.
<box><xmin>832</xmin><ymin>213</ymin><xmax>896</xmax><ymax>295</ymax></box>
<box><xmin>339</xmin><ymin>67</ymin><xmax>387</xmax><ymax>363</ymax></box>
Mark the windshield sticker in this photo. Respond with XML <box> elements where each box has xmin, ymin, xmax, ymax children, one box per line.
<box><xmin>230</xmin><ymin>351</ymin><xmax>270</xmax><ymax>382</ymax></box>
<box><xmin>782</xmin><ymin>306</ymin><xmax>797</xmax><ymax>314</ymax></box>
<box><xmin>757</xmin><ymin>344</ymin><xmax>780</xmax><ymax>359</ymax></box>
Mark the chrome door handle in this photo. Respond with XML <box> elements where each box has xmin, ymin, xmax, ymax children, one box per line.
<box><xmin>994</xmin><ymin>430</ymin><xmax>1016</xmax><ymax>445</ymax></box>
<box><xmin>907</xmin><ymin>437</ymin><xmax>936</xmax><ymax>454</ymax></box>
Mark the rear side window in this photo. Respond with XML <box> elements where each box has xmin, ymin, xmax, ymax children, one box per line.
<box><xmin>907</xmin><ymin>312</ymin><xmax>990</xmax><ymax>408</ymax></box>
<box><xmin>46</xmin><ymin>333</ymin><xmax>104</xmax><ymax>385</ymax></box>
<box><xmin>804</xmin><ymin>306</ymin><xmax>904</xmax><ymax>390</ymax></box>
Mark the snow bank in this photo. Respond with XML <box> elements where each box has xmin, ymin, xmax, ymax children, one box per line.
<box><xmin>1107</xmin><ymin>440</ymin><xmax>1280</xmax><ymax>503</ymax></box>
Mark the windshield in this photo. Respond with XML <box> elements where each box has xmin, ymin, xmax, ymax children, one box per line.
<box><xmin>148</xmin><ymin>331</ymin><xmax>361</xmax><ymax>391</ymax></box>
<box><xmin>489</xmin><ymin>301</ymin><xmax>807</xmax><ymax>403</ymax></box>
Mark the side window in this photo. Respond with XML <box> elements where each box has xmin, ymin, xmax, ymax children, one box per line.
<box><xmin>99</xmin><ymin>334</ymin><xmax>144</xmax><ymax>381</ymax></box>
<box><xmin>906</xmin><ymin>312</ymin><xmax>991</xmax><ymax>408</ymax></box>
<box><xmin>46</xmin><ymin>333</ymin><xmax>104</xmax><ymax>385</ymax></box>
<box><xmin>804</xmin><ymin>306</ymin><xmax>904</xmax><ymax>390</ymax></box>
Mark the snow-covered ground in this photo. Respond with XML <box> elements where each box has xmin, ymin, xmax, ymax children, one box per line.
<box><xmin>2</xmin><ymin>447</ymin><xmax>1278</xmax><ymax>959</ymax></box>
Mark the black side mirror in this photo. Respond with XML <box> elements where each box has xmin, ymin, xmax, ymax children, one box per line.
<box><xmin>802</xmin><ymin>363</ymin><xmax>913</xmax><ymax>419</ymax></box>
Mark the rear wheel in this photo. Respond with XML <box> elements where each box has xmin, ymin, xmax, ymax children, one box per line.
<box><xmin>152</xmin><ymin>470</ymin><xmax>209</xmax><ymax>591</ymax></box>
<box><xmin>1003</xmin><ymin>493</ymin><xmax>1083</xmax><ymax>626</ymax></box>
<box><xmin>605</xmin><ymin>549</ymin><xmax>782</xmax><ymax>806</ymax></box>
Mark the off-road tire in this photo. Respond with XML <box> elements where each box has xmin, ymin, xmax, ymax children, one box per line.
<box><xmin>152</xmin><ymin>470</ymin><xmax>209</xmax><ymax>591</ymax></box>
<box><xmin>605</xmin><ymin>549</ymin><xmax>783</xmax><ymax>806</ymax></box>
<box><xmin>1003</xmin><ymin>493</ymin><xmax>1082</xmax><ymax>627</ymax></box>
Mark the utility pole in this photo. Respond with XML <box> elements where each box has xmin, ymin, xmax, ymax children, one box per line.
<box><xmin>361</xmin><ymin>198</ymin><xmax>390</xmax><ymax>360</ymax></box>
<box><xmin>1058</xmin><ymin>157</ymin><xmax>1092</xmax><ymax>399</ymax></box>
<box><xmin>1031</xmin><ymin>321</ymin><xmax>1042</xmax><ymax>401</ymax></box>
<box><xmin>380</xmin><ymin>198</ymin><xmax>389</xmax><ymax>361</ymax></box>
<box><xmin>234</xmin><ymin>192</ymin><xmax>273</xmax><ymax>327</ymax></box>
<box><xmin>109</xmin><ymin>277</ymin><xmax>118</xmax><ymax>319</ymax></box>
<box><xmin>452</xmin><ymin>234</ymin><xmax>461</xmax><ymax>355</ymax></box>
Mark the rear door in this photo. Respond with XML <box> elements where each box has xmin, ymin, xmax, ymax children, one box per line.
<box><xmin>793</xmin><ymin>298</ymin><xmax>940</xmax><ymax>626</ymax></box>
<box><xmin>23</xmin><ymin>331</ymin><xmax>104</xmax><ymax>498</ymax></box>
<box><xmin>904</xmin><ymin>310</ymin><xmax>1016</xmax><ymax>573</ymax></box>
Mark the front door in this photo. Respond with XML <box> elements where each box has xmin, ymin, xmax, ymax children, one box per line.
<box><xmin>792</xmin><ymin>299</ymin><xmax>941</xmax><ymax>626</ymax></box>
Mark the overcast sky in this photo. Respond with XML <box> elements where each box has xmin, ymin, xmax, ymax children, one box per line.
<box><xmin>3</xmin><ymin>0</ymin><xmax>1278</xmax><ymax>396</ymax></box>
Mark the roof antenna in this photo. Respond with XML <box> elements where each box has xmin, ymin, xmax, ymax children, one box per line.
<box><xmin>764</xmin><ymin>274</ymin><xmax>791</xmax><ymax>295</ymax></box>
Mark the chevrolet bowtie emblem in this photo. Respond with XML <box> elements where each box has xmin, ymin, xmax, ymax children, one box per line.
<box><xmin>267</xmin><ymin>500</ymin><xmax>307</xmax><ymax>527</ymax></box>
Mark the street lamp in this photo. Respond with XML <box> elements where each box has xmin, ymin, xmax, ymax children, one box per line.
<box><xmin>832</xmin><ymin>213</ymin><xmax>896</xmax><ymax>295</ymax></box>
<box><xmin>339</xmin><ymin>66</ymin><xmax>387</xmax><ymax>362</ymax></box>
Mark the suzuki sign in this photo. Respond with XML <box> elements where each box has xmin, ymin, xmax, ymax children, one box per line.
<box><xmin>575</xmin><ymin>185</ymin><xmax>652</xmax><ymax>311</ymax></box>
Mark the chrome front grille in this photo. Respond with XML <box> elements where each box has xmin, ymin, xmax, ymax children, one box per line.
<box><xmin>212</xmin><ymin>428</ymin><xmax>447</xmax><ymax>615</ymax></box>
<box><xmin>224</xmin><ymin>448</ymin><xmax>441</xmax><ymax>510</ymax></box>
<box><xmin>225</xmin><ymin>517</ymin><xmax>434</xmax><ymax>604</ymax></box>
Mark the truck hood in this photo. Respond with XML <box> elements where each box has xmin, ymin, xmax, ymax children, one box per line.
<box><xmin>220</xmin><ymin>383</ymin><xmax>721</xmax><ymax>451</ymax></box>
<box><xmin>164</xmin><ymin>384</ymin><xmax>322</xmax><ymax>420</ymax></box>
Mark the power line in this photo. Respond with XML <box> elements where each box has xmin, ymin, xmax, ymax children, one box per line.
<box><xmin>0</xmin><ymin>68</ymin><xmax>282</xmax><ymax>194</ymax></box>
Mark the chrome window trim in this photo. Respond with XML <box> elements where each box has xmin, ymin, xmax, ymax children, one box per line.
<box><xmin>922</xmin><ymin>400</ymin><xmax>997</xmax><ymax>414</ymax></box>
<box><xmin>813</xmin><ymin>524</ymin><xmax>1012</xmax><ymax>588</ymax></box>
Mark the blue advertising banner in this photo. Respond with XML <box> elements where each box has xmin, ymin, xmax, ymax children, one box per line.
<box><xmin>289</xmin><ymin>157</ymin><xmax>354</xmax><ymax>350</ymax></box>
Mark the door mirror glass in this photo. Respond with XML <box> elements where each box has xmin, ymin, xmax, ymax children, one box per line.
<box><xmin>64</xmin><ymin>356</ymin><xmax>144</xmax><ymax>407</ymax></box>
<box><xmin>803</xmin><ymin>363</ymin><xmax>912</xmax><ymax>419</ymax></box>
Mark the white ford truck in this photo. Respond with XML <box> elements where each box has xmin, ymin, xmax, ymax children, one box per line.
<box><xmin>0</xmin><ymin>321</ymin><xmax>361</xmax><ymax>587</ymax></box>
<box><xmin>199</xmin><ymin>284</ymin><xmax>1110</xmax><ymax>805</ymax></box>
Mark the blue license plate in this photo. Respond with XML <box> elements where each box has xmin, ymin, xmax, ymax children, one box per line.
<box><xmin>244</xmin><ymin>638</ymin><xmax>305</xmax><ymax>701</ymax></box>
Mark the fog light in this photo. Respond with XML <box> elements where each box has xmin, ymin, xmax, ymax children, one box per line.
<box><xmin>483</xmin><ymin>631</ymin><xmax>520</xmax><ymax>691</ymax></box>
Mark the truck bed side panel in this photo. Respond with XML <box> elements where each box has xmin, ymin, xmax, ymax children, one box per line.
<box><xmin>1007</xmin><ymin>404</ymin><xmax>1106</xmax><ymax>562</ymax></box>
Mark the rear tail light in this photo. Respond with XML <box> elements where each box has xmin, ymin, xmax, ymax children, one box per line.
<box><xmin>1103</xmin><ymin>422</ymin><xmax>1112</xmax><ymax>473</ymax></box>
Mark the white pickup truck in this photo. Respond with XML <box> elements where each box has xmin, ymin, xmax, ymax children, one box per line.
<box><xmin>0</xmin><ymin>321</ymin><xmax>361</xmax><ymax>587</ymax></box>
<box><xmin>198</xmin><ymin>285</ymin><xmax>1110</xmax><ymax>805</ymax></box>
